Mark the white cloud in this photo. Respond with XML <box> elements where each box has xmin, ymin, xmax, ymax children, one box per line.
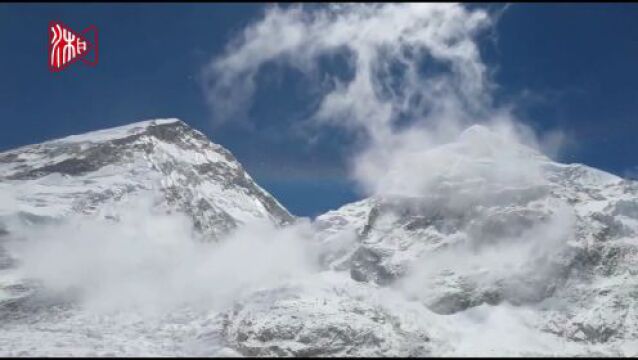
<box><xmin>8</xmin><ymin>195</ymin><xmax>320</xmax><ymax>314</ymax></box>
<box><xmin>204</xmin><ymin>3</ymin><xmax>565</xmax><ymax>199</ymax></box>
<box><xmin>204</xmin><ymin>3</ymin><xmax>492</xmax><ymax>136</ymax></box>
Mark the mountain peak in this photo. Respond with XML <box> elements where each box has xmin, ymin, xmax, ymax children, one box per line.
<box><xmin>455</xmin><ymin>123</ymin><xmax>547</xmax><ymax>160</ymax></box>
<box><xmin>50</xmin><ymin>118</ymin><xmax>189</xmax><ymax>145</ymax></box>
<box><xmin>0</xmin><ymin>118</ymin><xmax>215</xmax><ymax>180</ymax></box>
<box><xmin>457</xmin><ymin>124</ymin><xmax>494</xmax><ymax>141</ymax></box>
<box><xmin>0</xmin><ymin>118</ymin><xmax>293</xmax><ymax>238</ymax></box>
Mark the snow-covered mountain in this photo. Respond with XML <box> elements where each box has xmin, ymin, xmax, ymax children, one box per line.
<box><xmin>213</xmin><ymin>125</ymin><xmax>638</xmax><ymax>356</ymax></box>
<box><xmin>0</xmin><ymin>118</ymin><xmax>292</xmax><ymax>240</ymax></box>
<box><xmin>303</xmin><ymin>125</ymin><xmax>638</xmax><ymax>355</ymax></box>
<box><xmin>0</xmin><ymin>118</ymin><xmax>294</xmax><ymax>319</ymax></box>
<box><xmin>0</xmin><ymin>121</ymin><xmax>637</xmax><ymax>356</ymax></box>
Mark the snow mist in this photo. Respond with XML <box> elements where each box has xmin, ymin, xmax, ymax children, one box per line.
<box><xmin>8</xmin><ymin>194</ymin><xmax>319</xmax><ymax>314</ymax></box>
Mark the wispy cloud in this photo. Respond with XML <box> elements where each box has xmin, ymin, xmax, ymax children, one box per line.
<box><xmin>203</xmin><ymin>3</ymin><xmax>565</xmax><ymax>198</ymax></box>
<box><xmin>204</xmin><ymin>4</ymin><xmax>492</xmax><ymax>135</ymax></box>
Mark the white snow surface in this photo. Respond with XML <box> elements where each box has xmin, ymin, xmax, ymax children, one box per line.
<box><xmin>0</xmin><ymin>121</ymin><xmax>637</xmax><ymax>356</ymax></box>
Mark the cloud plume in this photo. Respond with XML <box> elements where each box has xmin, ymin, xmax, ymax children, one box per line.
<box><xmin>203</xmin><ymin>3</ymin><xmax>564</xmax><ymax>198</ymax></box>
<box><xmin>7</xmin><ymin>195</ymin><xmax>319</xmax><ymax>314</ymax></box>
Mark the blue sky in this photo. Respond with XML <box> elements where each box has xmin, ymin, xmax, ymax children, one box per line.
<box><xmin>1</xmin><ymin>4</ymin><xmax>637</xmax><ymax>217</ymax></box>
